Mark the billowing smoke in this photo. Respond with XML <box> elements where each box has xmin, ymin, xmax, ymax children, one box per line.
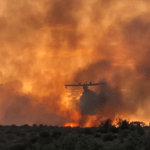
<box><xmin>0</xmin><ymin>0</ymin><xmax>150</xmax><ymax>127</ymax></box>
<box><xmin>80</xmin><ymin>89</ymin><xmax>100</xmax><ymax>115</ymax></box>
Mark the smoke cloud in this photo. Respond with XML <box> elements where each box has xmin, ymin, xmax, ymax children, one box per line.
<box><xmin>0</xmin><ymin>0</ymin><xmax>150</xmax><ymax>127</ymax></box>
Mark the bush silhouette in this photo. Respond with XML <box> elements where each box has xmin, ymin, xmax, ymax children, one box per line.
<box><xmin>5</xmin><ymin>130</ymin><xmax>13</xmax><ymax>134</ymax></box>
<box><xmin>99</xmin><ymin>119</ymin><xmax>112</xmax><ymax>129</ymax></box>
<box><xmin>76</xmin><ymin>128</ymin><xmax>84</xmax><ymax>134</ymax></box>
<box><xmin>60</xmin><ymin>135</ymin><xmax>78</xmax><ymax>150</ymax></box>
<box><xmin>125</xmin><ymin>135</ymin><xmax>145</xmax><ymax>150</ymax></box>
<box><xmin>37</xmin><ymin>136</ymin><xmax>53</xmax><ymax>145</ymax></box>
<box><xmin>94</xmin><ymin>133</ymin><xmax>102</xmax><ymax>138</ymax></box>
<box><xmin>102</xmin><ymin>132</ymin><xmax>114</xmax><ymax>142</ymax></box>
<box><xmin>30</xmin><ymin>136</ymin><xmax>38</xmax><ymax>143</ymax></box>
<box><xmin>13</xmin><ymin>130</ymin><xmax>21</xmax><ymax>136</ymax></box>
<box><xmin>21</xmin><ymin>124</ymin><xmax>30</xmax><ymax>128</ymax></box>
<box><xmin>6</xmin><ymin>134</ymin><xmax>15</xmax><ymax>141</ymax></box>
<box><xmin>118</xmin><ymin>132</ymin><xmax>124</xmax><ymax>143</ymax></box>
<box><xmin>129</xmin><ymin>124</ymin><xmax>136</xmax><ymax>131</ymax></box>
<box><xmin>33</xmin><ymin>124</ymin><xmax>37</xmax><ymax>127</ymax></box>
<box><xmin>40</xmin><ymin>135</ymin><xmax>101</xmax><ymax>150</ymax></box>
<box><xmin>145</xmin><ymin>133</ymin><xmax>150</xmax><ymax>150</ymax></box>
<box><xmin>117</xmin><ymin>119</ymin><xmax>129</xmax><ymax>130</ymax></box>
<box><xmin>39</xmin><ymin>131</ymin><xmax>50</xmax><ymax>138</ymax></box>
<box><xmin>0</xmin><ymin>138</ymin><xmax>7</xmax><ymax>143</ymax></box>
<box><xmin>84</xmin><ymin>128</ymin><xmax>92</xmax><ymax>135</ymax></box>
<box><xmin>10</xmin><ymin>124</ymin><xmax>17</xmax><ymax>129</ymax></box>
<box><xmin>136</xmin><ymin>124</ymin><xmax>145</xmax><ymax>136</ymax></box>
<box><xmin>19</xmin><ymin>132</ymin><xmax>26</xmax><ymax>137</ymax></box>
<box><xmin>10</xmin><ymin>143</ymin><xmax>27</xmax><ymax>150</ymax></box>
<box><xmin>113</xmin><ymin>134</ymin><xmax>118</xmax><ymax>139</ymax></box>
<box><xmin>75</xmin><ymin>136</ymin><xmax>100</xmax><ymax>150</ymax></box>
<box><xmin>108</xmin><ymin>126</ymin><xmax>118</xmax><ymax>133</ymax></box>
<box><xmin>122</xmin><ymin>129</ymin><xmax>129</xmax><ymax>138</ymax></box>
<box><xmin>97</xmin><ymin>127</ymin><xmax>107</xmax><ymax>134</ymax></box>
<box><xmin>52</xmin><ymin>131</ymin><xmax>62</xmax><ymax>139</ymax></box>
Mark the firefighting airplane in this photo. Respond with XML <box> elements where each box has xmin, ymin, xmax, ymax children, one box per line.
<box><xmin>65</xmin><ymin>82</ymin><xmax>106</xmax><ymax>91</ymax></box>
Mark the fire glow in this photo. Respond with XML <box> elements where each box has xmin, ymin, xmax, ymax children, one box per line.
<box><xmin>0</xmin><ymin>0</ymin><xmax>150</xmax><ymax>127</ymax></box>
<box><xmin>64</xmin><ymin>122</ymin><xmax>79</xmax><ymax>128</ymax></box>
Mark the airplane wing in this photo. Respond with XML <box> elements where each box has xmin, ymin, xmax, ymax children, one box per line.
<box><xmin>65</xmin><ymin>82</ymin><xmax>106</xmax><ymax>87</ymax></box>
<box><xmin>86</xmin><ymin>82</ymin><xmax>106</xmax><ymax>86</ymax></box>
<box><xmin>65</xmin><ymin>83</ymin><xmax>83</xmax><ymax>87</ymax></box>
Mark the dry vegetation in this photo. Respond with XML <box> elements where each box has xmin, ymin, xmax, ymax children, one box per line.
<box><xmin>0</xmin><ymin>119</ymin><xmax>150</xmax><ymax>150</ymax></box>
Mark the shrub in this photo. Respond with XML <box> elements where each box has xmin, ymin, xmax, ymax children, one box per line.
<box><xmin>30</xmin><ymin>132</ymin><xmax>37</xmax><ymax>137</ymax></box>
<box><xmin>130</xmin><ymin>121</ymin><xmax>146</xmax><ymax>127</ymax></box>
<box><xmin>118</xmin><ymin>119</ymin><xmax>129</xmax><ymax>130</ymax></box>
<box><xmin>5</xmin><ymin>130</ymin><xmax>13</xmax><ymax>134</ymax></box>
<box><xmin>10</xmin><ymin>143</ymin><xmax>27</xmax><ymax>150</ymax></box>
<box><xmin>19</xmin><ymin>132</ymin><xmax>26</xmax><ymax>137</ymax></box>
<box><xmin>30</xmin><ymin>136</ymin><xmax>38</xmax><ymax>143</ymax></box>
<box><xmin>103</xmin><ymin>132</ymin><xmax>114</xmax><ymax>142</ymax></box>
<box><xmin>125</xmin><ymin>135</ymin><xmax>146</xmax><ymax>150</ymax></box>
<box><xmin>145</xmin><ymin>134</ymin><xmax>150</xmax><ymax>150</ymax></box>
<box><xmin>26</xmin><ymin>129</ymin><xmax>33</xmax><ymax>133</ymax></box>
<box><xmin>0</xmin><ymin>138</ymin><xmax>7</xmax><ymax>143</ymax></box>
<box><xmin>59</xmin><ymin>135</ymin><xmax>78</xmax><ymax>150</ymax></box>
<box><xmin>113</xmin><ymin>134</ymin><xmax>118</xmax><ymax>139</ymax></box>
<box><xmin>15</xmin><ymin>137</ymin><xmax>27</xmax><ymax>143</ymax></box>
<box><xmin>118</xmin><ymin>132</ymin><xmax>124</xmax><ymax>143</ymax></box>
<box><xmin>6</xmin><ymin>134</ymin><xmax>16</xmax><ymax>141</ymax></box>
<box><xmin>39</xmin><ymin>131</ymin><xmax>50</xmax><ymax>138</ymax></box>
<box><xmin>137</xmin><ymin>124</ymin><xmax>145</xmax><ymax>136</ymax></box>
<box><xmin>94</xmin><ymin>133</ymin><xmax>102</xmax><ymax>138</ymax></box>
<box><xmin>32</xmin><ymin>135</ymin><xmax>103</xmax><ymax>150</ymax></box>
<box><xmin>39</xmin><ymin>124</ymin><xmax>44</xmax><ymax>127</ymax></box>
<box><xmin>42</xmin><ymin>142</ymin><xmax>59</xmax><ymax>150</ymax></box>
<box><xmin>99</xmin><ymin>119</ymin><xmax>112</xmax><ymax>130</ymax></box>
<box><xmin>10</xmin><ymin>124</ymin><xmax>17</xmax><ymax>129</ymax></box>
<box><xmin>34</xmin><ymin>127</ymin><xmax>42</xmax><ymax>132</ymax></box>
<box><xmin>33</xmin><ymin>124</ymin><xmax>37</xmax><ymax>127</ymax></box>
<box><xmin>21</xmin><ymin>124</ymin><xmax>29</xmax><ymax>128</ymax></box>
<box><xmin>108</xmin><ymin>126</ymin><xmax>118</xmax><ymax>133</ymax></box>
<box><xmin>37</xmin><ymin>136</ymin><xmax>53</xmax><ymax>145</ymax></box>
<box><xmin>129</xmin><ymin>124</ymin><xmax>136</xmax><ymax>131</ymax></box>
<box><xmin>122</xmin><ymin>129</ymin><xmax>129</xmax><ymax>138</ymax></box>
<box><xmin>13</xmin><ymin>131</ymin><xmax>25</xmax><ymax>137</ymax></box>
<box><xmin>13</xmin><ymin>130</ymin><xmax>21</xmax><ymax>136</ymax></box>
<box><xmin>75</xmin><ymin>136</ymin><xmax>100</xmax><ymax>150</ymax></box>
<box><xmin>38</xmin><ymin>132</ymin><xmax>52</xmax><ymax>145</ymax></box>
<box><xmin>84</xmin><ymin>128</ymin><xmax>92</xmax><ymax>135</ymax></box>
<box><xmin>102</xmin><ymin>143</ymin><xmax>125</xmax><ymax>150</ymax></box>
<box><xmin>97</xmin><ymin>127</ymin><xmax>107</xmax><ymax>134</ymax></box>
<box><xmin>77</xmin><ymin>128</ymin><xmax>88</xmax><ymax>135</ymax></box>
<box><xmin>0</xmin><ymin>125</ymin><xmax>3</xmax><ymax>129</ymax></box>
<box><xmin>52</xmin><ymin>131</ymin><xmax>62</xmax><ymax>139</ymax></box>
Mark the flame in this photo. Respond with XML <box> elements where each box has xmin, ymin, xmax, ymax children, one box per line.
<box><xmin>64</xmin><ymin>122</ymin><xmax>79</xmax><ymax>128</ymax></box>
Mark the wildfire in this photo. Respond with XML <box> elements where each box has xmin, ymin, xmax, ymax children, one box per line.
<box><xmin>0</xmin><ymin>0</ymin><xmax>150</xmax><ymax>127</ymax></box>
<box><xmin>64</xmin><ymin>122</ymin><xmax>79</xmax><ymax>128</ymax></box>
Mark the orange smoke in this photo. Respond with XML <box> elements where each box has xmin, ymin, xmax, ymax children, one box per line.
<box><xmin>0</xmin><ymin>0</ymin><xmax>150</xmax><ymax>127</ymax></box>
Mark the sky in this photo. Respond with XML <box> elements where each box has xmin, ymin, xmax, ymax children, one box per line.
<box><xmin>0</xmin><ymin>0</ymin><xmax>150</xmax><ymax>127</ymax></box>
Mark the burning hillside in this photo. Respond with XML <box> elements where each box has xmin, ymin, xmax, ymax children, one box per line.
<box><xmin>0</xmin><ymin>0</ymin><xmax>150</xmax><ymax>127</ymax></box>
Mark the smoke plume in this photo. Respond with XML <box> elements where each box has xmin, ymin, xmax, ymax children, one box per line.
<box><xmin>0</xmin><ymin>0</ymin><xmax>150</xmax><ymax>127</ymax></box>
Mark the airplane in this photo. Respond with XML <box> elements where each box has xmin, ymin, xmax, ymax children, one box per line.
<box><xmin>65</xmin><ymin>82</ymin><xmax>106</xmax><ymax>91</ymax></box>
